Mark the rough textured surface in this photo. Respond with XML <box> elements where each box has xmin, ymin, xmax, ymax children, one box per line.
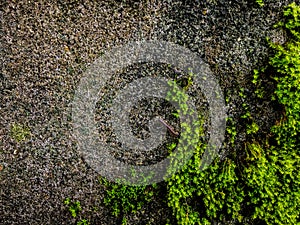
<box><xmin>0</xmin><ymin>1</ymin><xmax>166</xmax><ymax>224</ymax></box>
<box><xmin>0</xmin><ymin>0</ymin><xmax>294</xmax><ymax>224</ymax></box>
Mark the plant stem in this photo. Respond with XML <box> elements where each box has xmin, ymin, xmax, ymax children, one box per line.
<box><xmin>159</xmin><ymin>118</ymin><xmax>179</xmax><ymax>136</ymax></box>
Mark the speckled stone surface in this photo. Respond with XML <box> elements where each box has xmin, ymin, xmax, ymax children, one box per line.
<box><xmin>0</xmin><ymin>0</ymin><xmax>294</xmax><ymax>224</ymax></box>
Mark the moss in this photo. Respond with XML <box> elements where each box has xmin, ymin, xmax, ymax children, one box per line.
<box><xmin>245</xmin><ymin>3</ymin><xmax>300</xmax><ymax>224</ymax></box>
<box><xmin>167</xmin><ymin>3</ymin><xmax>300</xmax><ymax>225</ymax></box>
<box><xmin>10</xmin><ymin>123</ymin><xmax>31</xmax><ymax>142</ymax></box>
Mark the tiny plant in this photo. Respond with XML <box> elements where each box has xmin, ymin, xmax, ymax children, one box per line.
<box><xmin>226</xmin><ymin>117</ymin><xmax>237</xmax><ymax>145</ymax></box>
<box><xmin>121</xmin><ymin>217</ymin><xmax>128</xmax><ymax>225</ymax></box>
<box><xmin>77</xmin><ymin>219</ymin><xmax>89</xmax><ymax>225</ymax></box>
<box><xmin>100</xmin><ymin>175</ymin><xmax>157</xmax><ymax>219</ymax></box>
<box><xmin>256</xmin><ymin>0</ymin><xmax>264</xmax><ymax>7</ymax></box>
<box><xmin>252</xmin><ymin>69</ymin><xmax>260</xmax><ymax>85</ymax></box>
<box><xmin>252</xmin><ymin>68</ymin><xmax>266</xmax><ymax>98</ymax></box>
<box><xmin>64</xmin><ymin>198</ymin><xmax>89</xmax><ymax>225</ymax></box>
<box><xmin>254</xmin><ymin>88</ymin><xmax>265</xmax><ymax>99</ymax></box>
<box><xmin>239</xmin><ymin>88</ymin><xmax>252</xmax><ymax>119</ymax></box>
<box><xmin>10</xmin><ymin>123</ymin><xmax>31</xmax><ymax>142</ymax></box>
<box><xmin>64</xmin><ymin>198</ymin><xmax>82</xmax><ymax>218</ymax></box>
<box><xmin>246</xmin><ymin>121</ymin><xmax>259</xmax><ymax>135</ymax></box>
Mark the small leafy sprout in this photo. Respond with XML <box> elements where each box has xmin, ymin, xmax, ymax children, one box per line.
<box><xmin>241</xmin><ymin>112</ymin><xmax>251</xmax><ymax>119</ymax></box>
<box><xmin>239</xmin><ymin>88</ymin><xmax>246</xmax><ymax>99</ymax></box>
<box><xmin>166</xmin><ymin>142</ymin><xmax>177</xmax><ymax>154</ymax></box>
<box><xmin>252</xmin><ymin>69</ymin><xmax>260</xmax><ymax>85</ymax></box>
<box><xmin>172</xmin><ymin>111</ymin><xmax>179</xmax><ymax>118</ymax></box>
<box><xmin>239</xmin><ymin>90</ymin><xmax>252</xmax><ymax>119</ymax></box>
<box><xmin>77</xmin><ymin>219</ymin><xmax>89</xmax><ymax>225</ymax></box>
<box><xmin>101</xmin><ymin>174</ymin><xmax>157</xmax><ymax>218</ymax></box>
<box><xmin>64</xmin><ymin>198</ymin><xmax>82</xmax><ymax>218</ymax></box>
<box><xmin>226</xmin><ymin>117</ymin><xmax>237</xmax><ymax>145</ymax></box>
<box><xmin>10</xmin><ymin>123</ymin><xmax>31</xmax><ymax>142</ymax></box>
<box><xmin>252</xmin><ymin>69</ymin><xmax>266</xmax><ymax>98</ymax></box>
<box><xmin>254</xmin><ymin>88</ymin><xmax>265</xmax><ymax>98</ymax></box>
<box><xmin>246</xmin><ymin>122</ymin><xmax>260</xmax><ymax>135</ymax></box>
<box><xmin>122</xmin><ymin>217</ymin><xmax>128</xmax><ymax>225</ymax></box>
<box><xmin>256</xmin><ymin>0</ymin><xmax>264</xmax><ymax>7</ymax></box>
<box><xmin>64</xmin><ymin>198</ymin><xmax>71</xmax><ymax>205</ymax></box>
<box><xmin>245</xmin><ymin>142</ymin><xmax>262</xmax><ymax>162</ymax></box>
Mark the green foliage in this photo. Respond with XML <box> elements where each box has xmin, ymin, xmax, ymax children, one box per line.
<box><xmin>167</xmin><ymin>150</ymin><xmax>245</xmax><ymax>224</ymax></box>
<box><xmin>283</xmin><ymin>2</ymin><xmax>300</xmax><ymax>40</ymax></box>
<box><xmin>62</xmin><ymin>6</ymin><xmax>300</xmax><ymax>223</ymax></box>
<box><xmin>99</xmin><ymin>70</ymin><xmax>198</xmax><ymax>223</ymax></box>
<box><xmin>10</xmin><ymin>123</ymin><xmax>31</xmax><ymax>142</ymax></box>
<box><xmin>255</xmin><ymin>0</ymin><xmax>264</xmax><ymax>7</ymax></box>
<box><xmin>244</xmin><ymin>143</ymin><xmax>300</xmax><ymax>225</ymax></box>
<box><xmin>121</xmin><ymin>217</ymin><xmax>128</xmax><ymax>225</ymax></box>
<box><xmin>165</xmin><ymin>73</ymin><xmax>202</xmax><ymax>174</ymax></box>
<box><xmin>245</xmin><ymin>3</ymin><xmax>300</xmax><ymax>224</ymax></box>
<box><xmin>254</xmin><ymin>88</ymin><xmax>265</xmax><ymax>99</ymax></box>
<box><xmin>239</xmin><ymin>88</ymin><xmax>252</xmax><ymax>119</ymax></box>
<box><xmin>252</xmin><ymin>69</ymin><xmax>260</xmax><ymax>85</ymax></box>
<box><xmin>165</xmin><ymin>4</ymin><xmax>300</xmax><ymax>224</ymax></box>
<box><xmin>99</xmin><ymin>70</ymin><xmax>197</xmax><ymax>221</ymax></box>
<box><xmin>166</xmin><ymin>71</ymin><xmax>244</xmax><ymax>224</ymax></box>
<box><xmin>246</xmin><ymin>121</ymin><xmax>259</xmax><ymax>135</ymax></box>
<box><xmin>240</xmin><ymin>111</ymin><xmax>251</xmax><ymax>119</ymax></box>
<box><xmin>100</xmin><ymin>177</ymin><xmax>157</xmax><ymax>217</ymax></box>
<box><xmin>64</xmin><ymin>198</ymin><xmax>82</xmax><ymax>218</ymax></box>
<box><xmin>238</xmin><ymin>88</ymin><xmax>246</xmax><ymax>99</ymax></box>
<box><xmin>166</xmin><ymin>80</ymin><xmax>190</xmax><ymax>116</ymax></box>
<box><xmin>268</xmin><ymin>19</ymin><xmax>300</xmax><ymax>139</ymax></box>
<box><xmin>77</xmin><ymin>219</ymin><xmax>89</xmax><ymax>225</ymax></box>
<box><xmin>252</xmin><ymin>68</ymin><xmax>267</xmax><ymax>99</ymax></box>
<box><xmin>268</xmin><ymin>2</ymin><xmax>300</xmax><ymax>146</ymax></box>
<box><xmin>226</xmin><ymin>117</ymin><xmax>237</xmax><ymax>145</ymax></box>
<box><xmin>167</xmin><ymin>142</ymin><xmax>177</xmax><ymax>154</ymax></box>
<box><xmin>64</xmin><ymin>198</ymin><xmax>89</xmax><ymax>224</ymax></box>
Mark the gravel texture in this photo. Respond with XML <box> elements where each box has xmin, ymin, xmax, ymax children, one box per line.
<box><xmin>0</xmin><ymin>0</ymin><xmax>295</xmax><ymax>224</ymax></box>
